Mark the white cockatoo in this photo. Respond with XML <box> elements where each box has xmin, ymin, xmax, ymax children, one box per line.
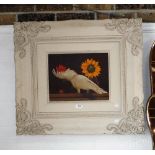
<box><xmin>52</xmin><ymin>65</ymin><xmax>107</xmax><ymax>94</ymax></box>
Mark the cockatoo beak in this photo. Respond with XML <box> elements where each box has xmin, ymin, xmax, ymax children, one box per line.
<box><xmin>52</xmin><ymin>68</ymin><xmax>66</xmax><ymax>79</ymax></box>
<box><xmin>52</xmin><ymin>69</ymin><xmax>57</xmax><ymax>76</ymax></box>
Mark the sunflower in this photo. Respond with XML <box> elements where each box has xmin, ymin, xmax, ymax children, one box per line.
<box><xmin>81</xmin><ymin>58</ymin><xmax>101</xmax><ymax>78</ymax></box>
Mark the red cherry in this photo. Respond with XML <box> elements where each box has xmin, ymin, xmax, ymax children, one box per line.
<box><xmin>59</xmin><ymin>89</ymin><xmax>64</xmax><ymax>93</ymax></box>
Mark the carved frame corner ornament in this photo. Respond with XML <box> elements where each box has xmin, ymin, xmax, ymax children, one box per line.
<box><xmin>16</xmin><ymin>98</ymin><xmax>53</xmax><ymax>135</ymax></box>
<box><xmin>14</xmin><ymin>19</ymin><xmax>144</xmax><ymax>135</ymax></box>
<box><xmin>104</xmin><ymin>18</ymin><xmax>142</xmax><ymax>56</ymax></box>
<box><xmin>14</xmin><ymin>22</ymin><xmax>51</xmax><ymax>59</ymax></box>
<box><xmin>107</xmin><ymin>97</ymin><xmax>144</xmax><ymax>134</ymax></box>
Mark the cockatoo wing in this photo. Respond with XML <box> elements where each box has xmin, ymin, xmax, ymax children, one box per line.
<box><xmin>72</xmin><ymin>75</ymin><xmax>107</xmax><ymax>94</ymax></box>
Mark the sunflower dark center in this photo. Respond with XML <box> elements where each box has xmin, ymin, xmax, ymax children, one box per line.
<box><xmin>87</xmin><ymin>64</ymin><xmax>95</xmax><ymax>73</ymax></box>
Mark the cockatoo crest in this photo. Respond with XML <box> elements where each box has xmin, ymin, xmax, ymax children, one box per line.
<box><xmin>56</xmin><ymin>64</ymin><xmax>67</xmax><ymax>73</ymax></box>
<box><xmin>53</xmin><ymin>66</ymin><xmax>77</xmax><ymax>81</ymax></box>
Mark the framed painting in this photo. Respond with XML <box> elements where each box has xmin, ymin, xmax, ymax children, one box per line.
<box><xmin>14</xmin><ymin>19</ymin><xmax>144</xmax><ymax>135</ymax></box>
<box><xmin>48</xmin><ymin>53</ymin><xmax>109</xmax><ymax>101</ymax></box>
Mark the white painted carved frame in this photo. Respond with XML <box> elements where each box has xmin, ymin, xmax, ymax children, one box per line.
<box><xmin>14</xmin><ymin>19</ymin><xmax>144</xmax><ymax>135</ymax></box>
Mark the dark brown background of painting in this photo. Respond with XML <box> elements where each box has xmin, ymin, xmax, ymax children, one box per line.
<box><xmin>48</xmin><ymin>53</ymin><xmax>109</xmax><ymax>101</ymax></box>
